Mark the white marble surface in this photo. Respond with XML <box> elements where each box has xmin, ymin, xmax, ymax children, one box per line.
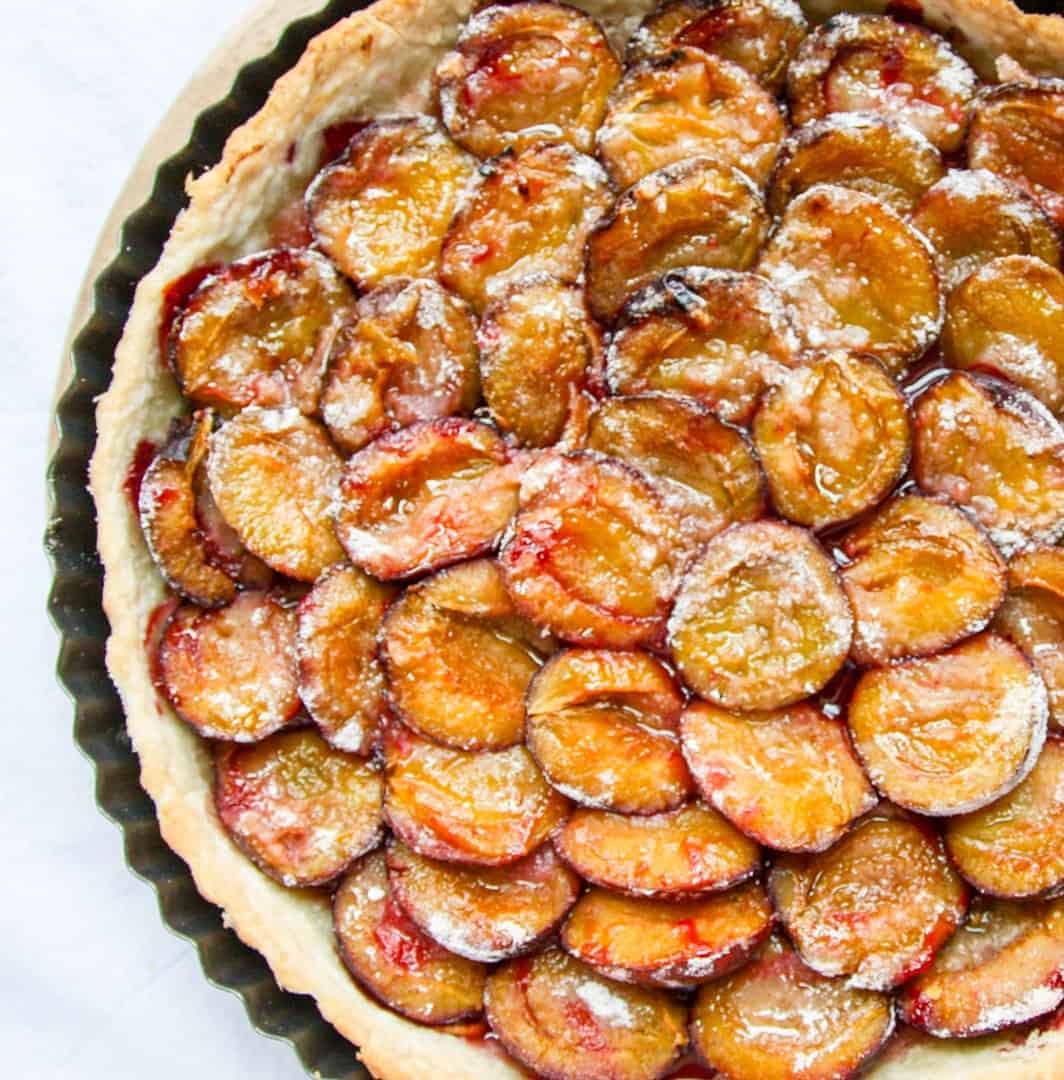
<box><xmin>4</xmin><ymin>2</ymin><xmax>313</xmax><ymax>1076</ymax></box>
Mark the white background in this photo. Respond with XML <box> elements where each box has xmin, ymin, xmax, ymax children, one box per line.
<box><xmin>3</xmin><ymin>2</ymin><xmax>312</xmax><ymax>1076</ymax></box>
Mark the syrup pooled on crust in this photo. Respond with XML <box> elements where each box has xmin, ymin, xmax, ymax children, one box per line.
<box><xmin>132</xmin><ymin>2</ymin><xmax>1064</xmax><ymax>1074</ymax></box>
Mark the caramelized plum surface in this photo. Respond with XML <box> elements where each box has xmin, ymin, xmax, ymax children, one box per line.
<box><xmin>690</xmin><ymin>934</ymin><xmax>895</xmax><ymax>1080</ymax></box>
<box><xmin>768</xmin><ymin>112</ymin><xmax>945</xmax><ymax>216</ymax></box>
<box><xmin>334</xmin><ymin>418</ymin><xmax>521</xmax><ymax>581</ymax></box>
<box><xmin>587</xmin><ymin>394</ymin><xmax>765</xmax><ymax>546</ymax></box>
<box><xmin>668</xmin><ymin>521</ymin><xmax>852</xmax><ymax>710</ymax></box>
<box><xmin>138</xmin><ymin>413</ymin><xmax>238</xmax><ymax>607</ymax></box>
<box><xmin>994</xmin><ymin>546</ymin><xmax>1064</xmax><ymax>731</ymax></box>
<box><xmin>847</xmin><ymin>632</ymin><xmax>1048</xmax><ymax>815</ymax></box>
<box><xmin>910</xmin><ymin>170</ymin><xmax>1061</xmax><ymax>291</ymax></box>
<box><xmin>770</xmin><ymin>807</ymin><xmax>968</xmax><ymax>989</ymax></box>
<box><xmin>215</xmin><ymin>729</ymin><xmax>383</xmax><ymax>887</ymax></box>
<box><xmin>757</xmin><ymin>184</ymin><xmax>941</xmax><ymax>374</ymax></box>
<box><xmin>387</xmin><ymin>840</ymin><xmax>579</xmax><ymax>963</ymax></box>
<box><xmin>605</xmin><ymin>268</ymin><xmax>799</xmax><ymax>426</ymax></box>
<box><xmin>899</xmin><ymin>896</ymin><xmax>1064</xmax><ymax>1037</ymax></box>
<box><xmin>479</xmin><ymin>275</ymin><xmax>604</xmax><ymax>448</ymax></box>
<box><xmin>597</xmin><ymin>47</ymin><xmax>784</xmax><ymax>191</ymax></box>
<box><xmin>499</xmin><ymin>453</ymin><xmax>684</xmax><ymax>648</ymax></box>
<box><xmin>627</xmin><ymin>0</ymin><xmax>807</xmax><ymax>92</ymax></box>
<box><xmin>486</xmin><ymin>948</ymin><xmax>689</xmax><ymax>1080</ymax></box>
<box><xmin>752</xmin><ymin>351</ymin><xmax>910</xmax><ymax>529</ymax></box>
<box><xmin>968</xmin><ymin>80</ymin><xmax>1064</xmax><ymax>227</ymax></box>
<box><xmin>945</xmin><ymin>736</ymin><xmax>1064</xmax><ymax>899</ymax></box>
<box><xmin>296</xmin><ymin>564</ymin><xmax>395</xmax><ymax>754</ymax></box>
<box><xmin>942</xmin><ymin>255</ymin><xmax>1064</xmax><ymax>417</ymax></box>
<box><xmin>562</xmin><ymin>882</ymin><xmax>773</xmax><ymax>988</ymax></box>
<box><xmin>307</xmin><ymin>117</ymin><xmax>476</xmax><ymax>287</ymax></box>
<box><xmin>157</xmin><ymin>591</ymin><xmax>300</xmax><ymax>741</ymax></box>
<box><xmin>167</xmin><ymin>249</ymin><xmax>352</xmax><ymax>415</ymax></box>
<box><xmin>207</xmin><ymin>407</ymin><xmax>344</xmax><ymax>582</ymax></box>
<box><xmin>440</xmin><ymin>141</ymin><xmax>611</xmax><ymax>311</ymax></box>
<box><xmin>838</xmin><ymin>493</ymin><xmax>1006</xmax><ymax>666</ymax></box>
<box><xmin>334</xmin><ymin>851</ymin><xmax>487</xmax><ymax>1024</ymax></box>
<box><xmin>526</xmin><ymin>649</ymin><xmax>691</xmax><ymax>814</ymax></box>
<box><xmin>382</xmin><ymin>720</ymin><xmax>568</xmax><ymax>866</ymax></box>
<box><xmin>682</xmin><ymin>699</ymin><xmax>875</xmax><ymax>852</ymax></box>
<box><xmin>787</xmin><ymin>14</ymin><xmax>977</xmax><ymax>152</ymax></box>
<box><xmin>912</xmin><ymin>371</ymin><xmax>1064</xmax><ymax>554</ymax></box>
<box><xmin>436</xmin><ymin>1</ymin><xmax>620</xmax><ymax>159</ymax></box>
<box><xmin>319</xmin><ymin>278</ymin><xmax>479</xmax><ymax>454</ymax></box>
<box><xmin>556</xmin><ymin>801</ymin><xmax>760</xmax><ymax>898</ymax></box>
<box><xmin>381</xmin><ymin>559</ymin><xmax>552</xmax><ymax>751</ymax></box>
<box><xmin>586</xmin><ymin>160</ymin><xmax>769</xmax><ymax>325</ymax></box>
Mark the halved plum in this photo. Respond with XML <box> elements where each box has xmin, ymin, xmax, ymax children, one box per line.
<box><xmin>319</xmin><ymin>278</ymin><xmax>479</xmax><ymax>454</ymax></box>
<box><xmin>485</xmin><ymin>947</ymin><xmax>689</xmax><ymax>1080</ymax></box>
<box><xmin>838</xmin><ymin>493</ymin><xmax>1006</xmax><ymax>666</ymax></box>
<box><xmin>187</xmin><ymin>413</ymin><xmax>274</xmax><ymax>591</ymax></box>
<box><xmin>296</xmin><ymin>565</ymin><xmax>396</xmax><ymax>754</ymax></box>
<box><xmin>942</xmin><ymin>255</ymin><xmax>1064</xmax><ymax>416</ymax></box>
<box><xmin>757</xmin><ymin>184</ymin><xmax>942</xmax><ymax>374</ymax></box>
<box><xmin>752</xmin><ymin>351</ymin><xmax>910</xmax><ymax>530</ymax></box>
<box><xmin>586</xmin><ymin>394</ymin><xmax>765</xmax><ymax>548</ymax></box>
<box><xmin>439</xmin><ymin>141</ymin><xmax>612</xmax><ymax>312</ymax></box>
<box><xmin>386</xmin><ymin>840</ymin><xmax>580</xmax><ymax>963</ymax></box>
<box><xmin>166</xmin><ymin>249</ymin><xmax>353</xmax><ymax>415</ymax></box>
<box><xmin>157</xmin><ymin>590</ymin><xmax>300</xmax><ymax>742</ymax></box>
<box><xmin>668</xmin><ymin>521</ymin><xmax>853</xmax><ymax>710</ymax></box>
<box><xmin>690</xmin><ymin>934</ymin><xmax>895</xmax><ymax>1080</ymax></box>
<box><xmin>207</xmin><ymin>407</ymin><xmax>344</xmax><ymax>582</ymax></box>
<box><xmin>380</xmin><ymin>559</ymin><xmax>553</xmax><ymax>751</ymax></box>
<box><xmin>333</xmin><ymin>850</ymin><xmax>487</xmax><ymax>1025</ymax></box>
<box><xmin>912</xmin><ymin>371</ymin><xmax>1064</xmax><ymax>555</ymax></box>
<box><xmin>585</xmin><ymin>159</ymin><xmax>769</xmax><ymax>325</ymax></box>
<box><xmin>562</xmin><ymin>882</ymin><xmax>773</xmax><ymax>989</ymax></box>
<box><xmin>435</xmin><ymin>0</ymin><xmax>620</xmax><ymax>159</ymax></box>
<box><xmin>770</xmin><ymin>807</ymin><xmax>968</xmax><ymax>990</ymax></box>
<box><xmin>138</xmin><ymin>413</ymin><xmax>237</xmax><ymax>607</ymax></box>
<box><xmin>499</xmin><ymin>453</ymin><xmax>684</xmax><ymax>648</ymax></box>
<box><xmin>994</xmin><ymin>546</ymin><xmax>1064</xmax><ymax>731</ymax></box>
<box><xmin>626</xmin><ymin>0</ymin><xmax>807</xmax><ymax>92</ymax></box>
<box><xmin>681</xmin><ymin>699</ymin><xmax>876</xmax><ymax>852</ymax></box>
<box><xmin>556</xmin><ymin>801</ymin><xmax>760</xmax><ymax>898</ymax></box>
<box><xmin>604</xmin><ymin>268</ymin><xmax>800</xmax><ymax>426</ymax></box>
<box><xmin>847</xmin><ymin>632</ymin><xmax>1048</xmax><ymax>815</ymax></box>
<box><xmin>479</xmin><ymin>275</ymin><xmax>605</xmax><ymax>448</ymax></box>
<box><xmin>214</xmin><ymin>728</ymin><xmax>382</xmax><ymax>887</ymax></box>
<box><xmin>968</xmin><ymin>80</ymin><xmax>1064</xmax><ymax>227</ymax></box>
<box><xmin>306</xmin><ymin>117</ymin><xmax>477</xmax><ymax>287</ymax></box>
<box><xmin>910</xmin><ymin>170</ymin><xmax>1061</xmax><ymax>291</ymax></box>
<box><xmin>899</xmin><ymin>896</ymin><xmax>1064</xmax><ymax>1037</ymax></box>
<box><xmin>768</xmin><ymin>112</ymin><xmax>945</xmax><ymax>217</ymax></box>
<box><xmin>334</xmin><ymin>418</ymin><xmax>521</xmax><ymax>581</ymax></box>
<box><xmin>525</xmin><ymin>648</ymin><xmax>692</xmax><ymax>814</ymax></box>
<box><xmin>597</xmin><ymin>48</ymin><xmax>783</xmax><ymax>191</ymax></box>
<box><xmin>382</xmin><ymin>720</ymin><xmax>569</xmax><ymax>866</ymax></box>
<box><xmin>787</xmin><ymin>14</ymin><xmax>977</xmax><ymax>153</ymax></box>
<box><xmin>945</xmin><ymin>736</ymin><xmax>1064</xmax><ymax>899</ymax></box>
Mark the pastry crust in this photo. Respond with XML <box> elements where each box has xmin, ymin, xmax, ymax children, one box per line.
<box><xmin>88</xmin><ymin>0</ymin><xmax>1064</xmax><ymax>1077</ymax></box>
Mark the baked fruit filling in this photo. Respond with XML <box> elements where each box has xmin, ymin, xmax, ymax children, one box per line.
<box><xmin>133</xmin><ymin>2</ymin><xmax>1064</xmax><ymax>1075</ymax></box>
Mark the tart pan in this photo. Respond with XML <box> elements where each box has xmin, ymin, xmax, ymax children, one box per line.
<box><xmin>46</xmin><ymin>2</ymin><xmax>370</xmax><ymax>1075</ymax></box>
<box><xmin>43</xmin><ymin>0</ymin><xmax>1061</xmax><ymax>1077</ymax></box>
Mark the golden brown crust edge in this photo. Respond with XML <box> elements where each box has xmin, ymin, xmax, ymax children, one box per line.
<box><xmin>88</xmin><ymin>0</ymin><xmax>1064</xmax><ymax>1077</ymax></box>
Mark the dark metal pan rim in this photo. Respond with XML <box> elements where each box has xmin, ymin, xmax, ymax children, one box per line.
<box><xmin>46</xmin><ymin>2</ymin><xmax>371</xmax><ymax>1075</ymax></box>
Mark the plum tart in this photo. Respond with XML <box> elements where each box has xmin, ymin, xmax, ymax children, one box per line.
<box><xmin>91</xmin><ymin>0</ymin><xmax>1064</xmax><ymax>1077</ymax></box>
